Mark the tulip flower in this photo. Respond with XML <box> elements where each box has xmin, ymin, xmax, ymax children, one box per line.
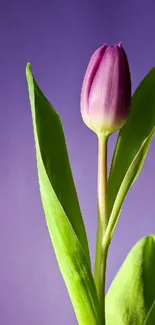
<box><xmin>81</xmin><ymin>42</ymin><xmax>131</xmax><ymax>136</ymax></box>
<box><xmin>81</xmin><ymin>43</ymin><xmax>131</xmax><ymax>324</ymax></box>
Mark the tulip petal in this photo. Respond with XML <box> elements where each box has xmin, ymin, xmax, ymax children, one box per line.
<box><xmin>81</xmin><ymin>43</ymin><xmax>131</xmax><ymax>136</ymax></box>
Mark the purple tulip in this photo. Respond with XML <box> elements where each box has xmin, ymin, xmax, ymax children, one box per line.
<box><xmin>81</xmin><ymin>42</ymin><xmax>131</xmax><ymax>136</ymax></box>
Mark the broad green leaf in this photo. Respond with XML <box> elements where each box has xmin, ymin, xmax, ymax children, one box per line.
<box><xmin>107</xmin><ymin>68</ymin><xmax>155</xmax><ymax>236</ymax></box>
<box><xmin>144</xmin><ymin>300</ymin><xmax>155</xmax><ymax>325</ymax></box>
<box><xmin>26</xmin><ymin>64</ymin><xmax>90</xmax><ymax>268</ymax></box>
<box><xmin>105</xmin><ymin>235</ymin><xmax>155</xmax><ymax>325</ymax></box>
<box><xmin>26</xmin><ymin>64</ymin><xmax>103</xmax><ymax>325</ymax></box>
<box><xmin>103</xmin><ymin>128</ymin><xmax>155</xmax><ymax>242</ymax></box>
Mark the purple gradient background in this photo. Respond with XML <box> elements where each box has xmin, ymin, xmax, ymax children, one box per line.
<box><xmin>0</xmin><ymin>0</ymin><xmax>155</xmax><ymax>324</ymax></box>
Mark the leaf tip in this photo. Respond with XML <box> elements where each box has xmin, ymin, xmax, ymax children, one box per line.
<box><xmin>26</xmin><ymin>62</ymin><xmax>32</xmax><ymax>77</ymax></box>
<box><xmin>148</xmin><ymin>234</ymin><xmax>155</xmax><ymax>242</ymax></box>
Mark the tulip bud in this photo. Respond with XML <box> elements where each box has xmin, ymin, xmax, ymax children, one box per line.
<box><xmin>80</xmin><ymin>43</ymin><xmax>131</xmax><ymax>136</ymax></box>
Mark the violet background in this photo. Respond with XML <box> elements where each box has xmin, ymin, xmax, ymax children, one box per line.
<box><xmin>0</xmin><ymin>0</ymin><xmax>155</xmax><ymax>324</ymax></box>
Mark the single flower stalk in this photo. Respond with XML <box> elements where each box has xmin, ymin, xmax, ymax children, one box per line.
<box><xmin>81</xmin><ymin>43</ymin><xmax>131</xmax><ymax>324</ymax></box>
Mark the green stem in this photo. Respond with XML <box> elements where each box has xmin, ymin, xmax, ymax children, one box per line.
<box><xmin>94</xmin><ymin>135</ymin><xmax>109</xmax><ymax>324</ymax></box>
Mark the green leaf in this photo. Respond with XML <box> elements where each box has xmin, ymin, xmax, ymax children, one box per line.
<box><xmin>103</xmin><ymin>128</ymin><xmax>155</xmax><ymax>242</ymax></box>
<box><xmin>26</xmin><ymin>64</ymin><xmax>90</xmax><ymax>268</ymax></box>
<box><xmin>105</xmin><ymin>235</ymin><xmax>155</xmax><ymax>325</ymax></box>
<box><xmin>144</xmin><ymin>301</ymin><xmax>155</xmax><ymax>325</ymax></box>
<box><xmin>106</xmin><ymin>68</ymin><xmax>155</xmax><ymax>238</ymax></box>
<box><xmin>26</xmin><ymin>63</ymin><xmax>103</xmax><ymax>325</ymax></box>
